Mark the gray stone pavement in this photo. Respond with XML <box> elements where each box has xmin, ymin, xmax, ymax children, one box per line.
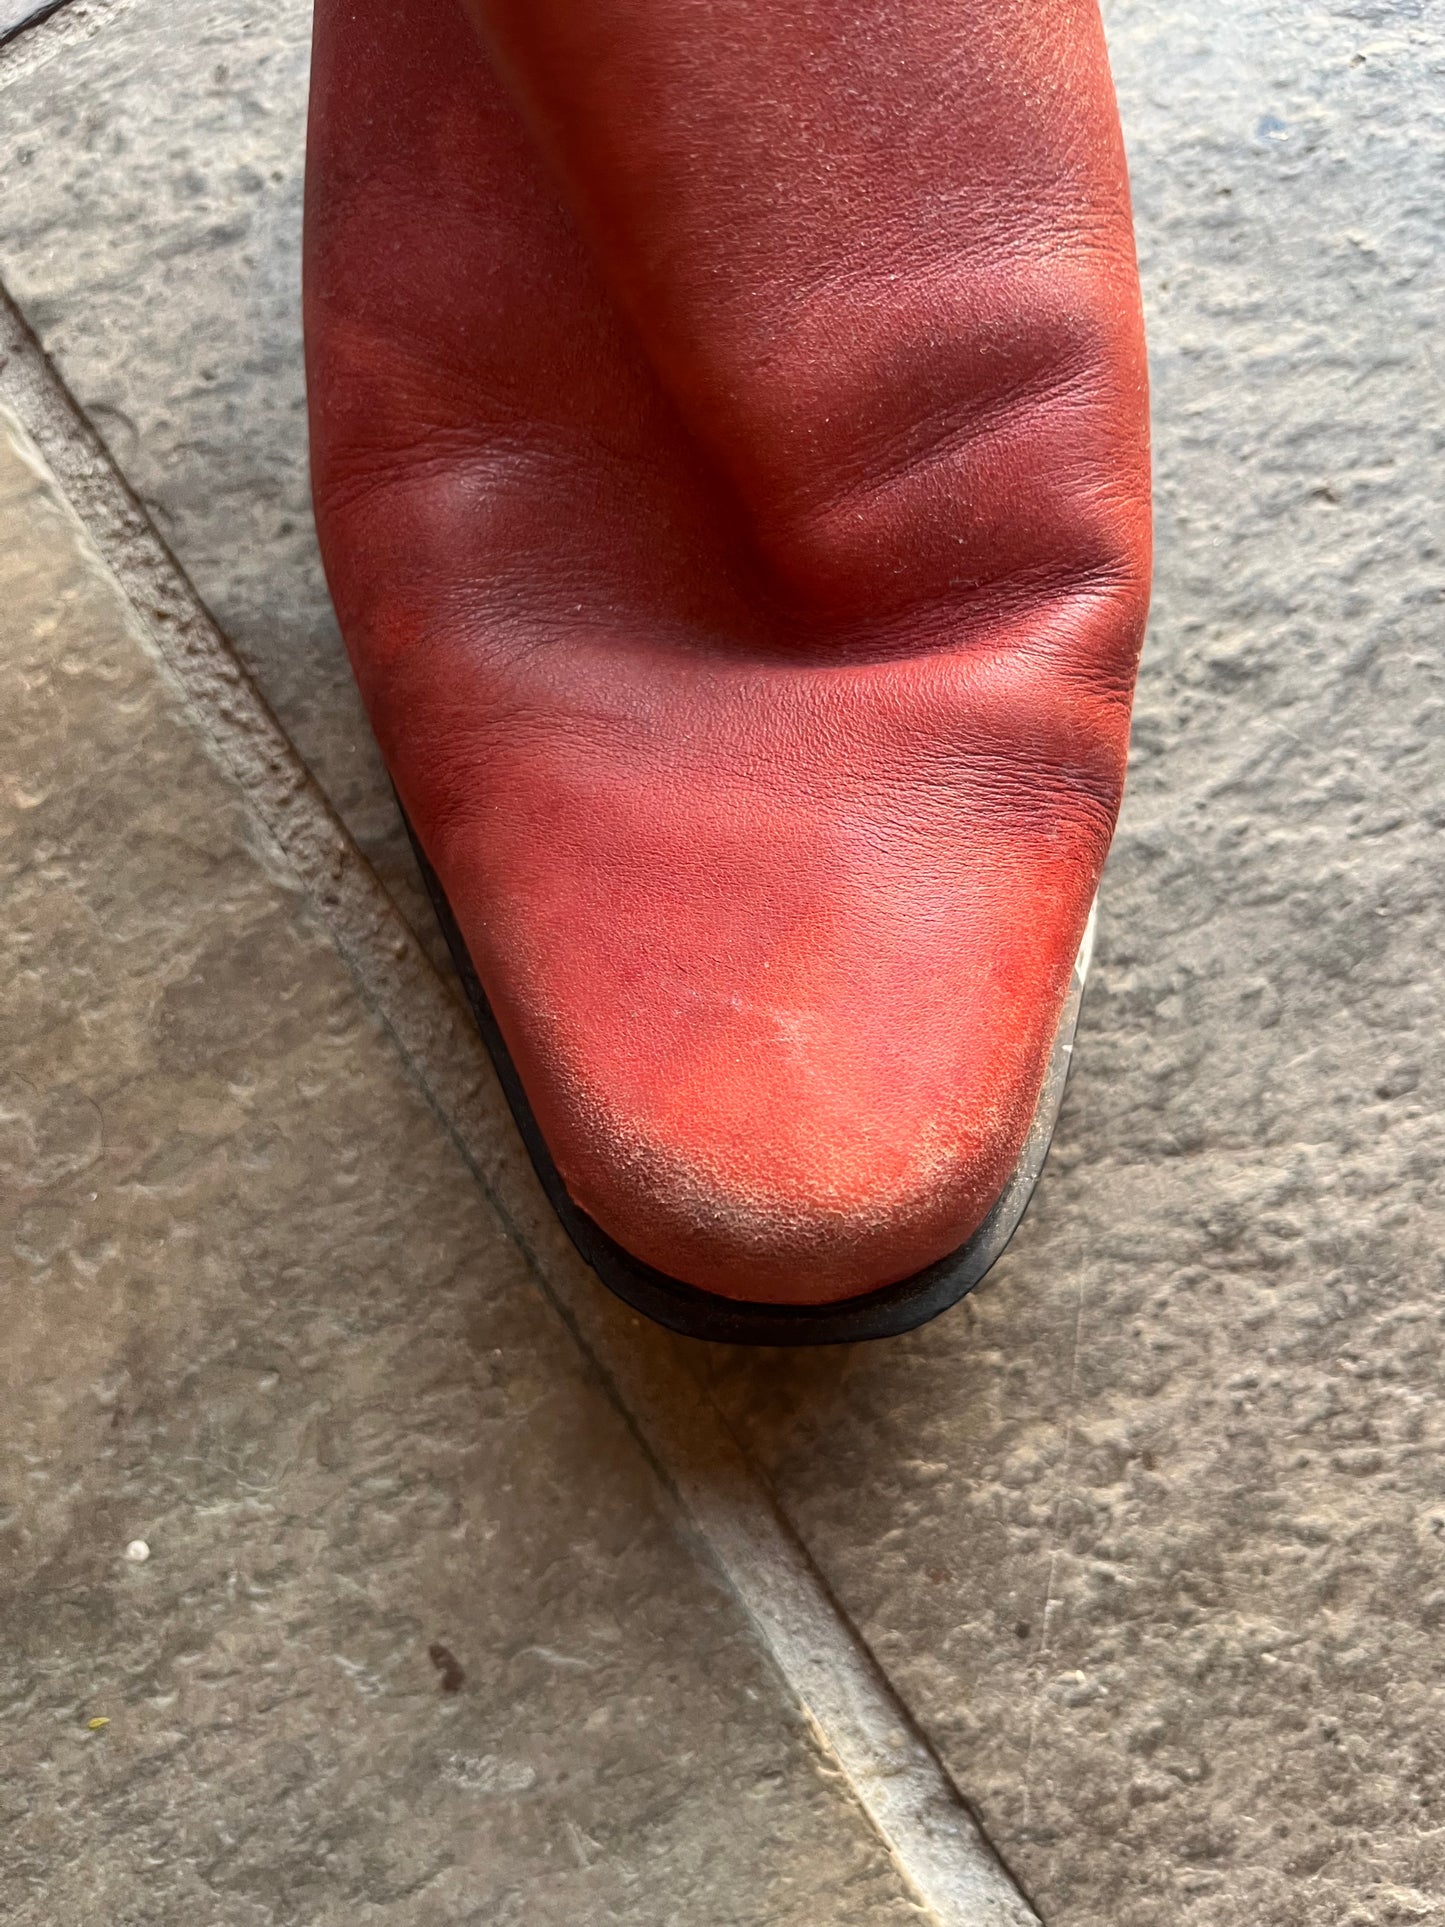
<box><xmin>1</xmin><ymin>1</ymin><xmax>1442</xmax><ymax>1924</ymax></box>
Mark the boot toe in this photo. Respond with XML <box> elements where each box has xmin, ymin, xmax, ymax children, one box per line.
<box><xmin>439</xmin><ymin>785</ymin><xmax>1093</xmax><ymax>1304</ymax></box>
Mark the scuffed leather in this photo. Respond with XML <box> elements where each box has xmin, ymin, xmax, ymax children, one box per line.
<box><xmin>304</xmin><ymin>0</ymin><xmax>1151</xmax><ymax>1304</ymax></box>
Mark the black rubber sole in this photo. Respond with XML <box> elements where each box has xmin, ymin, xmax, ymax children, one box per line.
<box><xmin>404</xmin><ymin>814</ymin><xmax>1094</xmax><ymax>1346</ymax></box>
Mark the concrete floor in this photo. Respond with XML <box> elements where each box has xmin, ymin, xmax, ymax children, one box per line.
<box><xmin>1</xmin><ymin>2</ymin><xmax>1442</xmax><ymax>1923</ymax></box>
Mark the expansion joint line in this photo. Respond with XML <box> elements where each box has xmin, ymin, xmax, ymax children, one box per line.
<box><xmin>0</xmin><ymin>0</ymin><xmax>139</xmax><ymax>85</ymax></box>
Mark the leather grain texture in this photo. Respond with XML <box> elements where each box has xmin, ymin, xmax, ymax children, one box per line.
<box><xmin>303</xmin><ymin>0</ymin><xmax>1151</xmax><ymax>1304</ymax></box>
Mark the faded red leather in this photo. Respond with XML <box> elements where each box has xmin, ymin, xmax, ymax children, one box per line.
<box><xmin>304</xmin><ymin>0</ymin><xmax>1151</xmax><ymax>1303</ymax></box>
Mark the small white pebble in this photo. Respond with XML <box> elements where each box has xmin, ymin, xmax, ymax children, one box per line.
<box><xmin>124</xmin><ymin>1539</ymin><xmax>150</xmax><ymax>1563</ymax></box>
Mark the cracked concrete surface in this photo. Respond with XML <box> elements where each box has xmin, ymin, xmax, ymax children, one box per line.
<box><xmin>1</xmin><ymin>0</ymin><xmax>1443</xmax><ymax>1922</ymax></box>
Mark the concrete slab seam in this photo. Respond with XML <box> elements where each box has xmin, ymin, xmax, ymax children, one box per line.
<box><xmin>0</xmin><ymin>0</ymin><xmax>136</xmax><ymax>85</ymax></box>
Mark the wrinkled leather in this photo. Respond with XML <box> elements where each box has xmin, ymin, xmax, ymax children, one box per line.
<box><xmin>304</xmin><ymin>0</ymin><xmax>1151</xmax><ymax>1304</ymax></box>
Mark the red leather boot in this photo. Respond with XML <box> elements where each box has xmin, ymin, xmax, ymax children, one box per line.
<box><xmin>303</xmin><ymin>0</ymin><xmax>1150</xmax><ymax>1342</ymax></box>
